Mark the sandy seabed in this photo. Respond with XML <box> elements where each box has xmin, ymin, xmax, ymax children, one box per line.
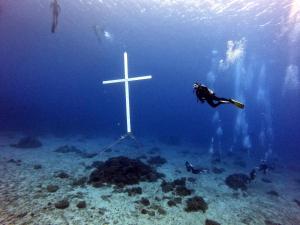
<box><xmin>0</xmin><ymin>133</ymin><xmax>299</xmax><ymax>225</ymax></box>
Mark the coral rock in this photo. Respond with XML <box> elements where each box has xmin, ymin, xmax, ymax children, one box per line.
<box><xmin>72</xmin><ymin>177</ymin><xmax>87</xmax><ymax>187</ymax></box>
<box><xmin>140</xmin><ymin>197</ymin><xmax>150</xmax><ymax>206</ymax></box>
<box><xmin>161</xmin><ymin>180</ymin><xmax>174</xmax><ymax>193</ymax></box>
<box><xmin>175</xmin><ymin>186</ymin><xmax>193</xmax><ymax>196</ymax></box>
<box><xmin>264</xmin><ymin>220</ymin><xmax>282</xmax><ymax>225</ymax></box>
<box><xmin>167</xmin><ymin>200</ymin><xmax>177</xmax><ymax>207</ymax></box>
<box><xmin>205</xmin><ymin>219</ymin><xmax>221</xmax><ymax>225</ymax></box>
<box><xmin>141</xmin><ymin>208</ymin><xmax>148</xmax><ymax>214</ymax></box>
<box><xmin>125</xmin><ymin>187</ymin><xmax>142</xmax><ymax>196</ymax></box>
<box><xmin>55</xmin><ymin>145</ymin><xmax>97</xmax><ymax>158</ymax></box>
<box><xmin>88</xmin><ymin>156</ymin><xmax>164</xmax><ymax>187</ymax></box>
<box><xmin>157</xmin><ymin>207</ymin><xmax>167</xmax><ymax>215</ymax></box>
<box><xmin>185</xmin><ymin>196</ymin><xmax>208</xmax><ymax>213</ymax></box>
<box><xmin>11</xmin><ymin>136</ymin><xmax>42</xmax><ymax>149</ymax></box>
<box><xmin>33</xmin><ymin>164</ymin><xmax>42</xmax><ymax>170</ymax></box>
<box><xmin>173</xmin><ymin>177</ymin><xmax>186</xmax><ymax>186</ymax></box>
<box><xmin>294</xmin><ymin>199</ymin><xmax>300</xmax><ymax>207</ymax></box>
<box><xmin>267</xmin><ymin>190</ymin><xmax>279</xmax><ymax>197</ymax></box>
<box><xmin>54</xmin><ymin>198</ymin><xmax>69</xmax><ymax>209</ymax></box>
<box><xmin>47</xmin><ymin>184</ymin><xmax>59</xmax><ymax>193</ymax></box>
<box><xmin>77</xmin><ymin>201</ymin><xmax>86</xmax><ymax>209</ymax></box>
<box><xmin>55</xmin><ymin>171</ymin><xmax>70</xmax><ymax>179</ymax></box>
<box><xmin>212</xmin><ymin>167</ymin><xmax>225</xmax><ymax>174</ymax></box>
<box><xmin>225</xmin><ymin>173</ymin><xmax>250</xmax><ymax>190</ymax></box>
<box><xmin>147</xmin><ymin>156</ymin><xmax>167</xmax><ymax>167</ymax></box>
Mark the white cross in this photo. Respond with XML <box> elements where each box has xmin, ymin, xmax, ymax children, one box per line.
<box><xmin>102</xmin><ymin>52</ymin><xmax>152</xmax><ymax>134</ymax></box>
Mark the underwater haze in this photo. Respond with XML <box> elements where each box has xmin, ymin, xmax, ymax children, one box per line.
<box><xmin>0</xmin><ymin>0</ymin><xmax>300</xmax><ymax>225</ymax></box>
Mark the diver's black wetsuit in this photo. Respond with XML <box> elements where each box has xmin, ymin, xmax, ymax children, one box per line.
<box><xmin>51</xmin><ymin>0</ymin><xmax>60</xmax><ymax>33</ymax></box>
<box><xmin>194</xmin><ymin>84</ymin><xmax>231</xmax><ymax>108</ymax></box>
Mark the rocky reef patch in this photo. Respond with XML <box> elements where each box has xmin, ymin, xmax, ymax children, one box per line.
<box><xmin>88</xmin><ymin>156</ymin><xmax>164</xmax><ymax>187</ymax></box>
<box><xmin>225</xmin><ymin>173</ymin><xmax>250</xmax><ymax>191</ymax></box>
<box><xmin>10</xmin><ymin>136</ymin><xmax>42</xmax><ymax>149</ymax></box>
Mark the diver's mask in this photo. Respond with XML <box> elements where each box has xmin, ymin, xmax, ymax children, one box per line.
<box><xmin>193</xmin><ymin>83</ymin><xmax>200</xmax><ymax>89</ymax></box>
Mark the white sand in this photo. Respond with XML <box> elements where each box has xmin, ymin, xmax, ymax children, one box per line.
<box><xmin>0</xmin><ymin>133</ymin><xmax>299</xmax><ymax>225</ymax></box>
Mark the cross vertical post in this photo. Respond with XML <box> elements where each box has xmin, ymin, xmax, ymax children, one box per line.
<box><xmin>102</xmin><ymin>52</ymin><xmax>152</xmax><ymax>135</ymax></box>
<box><xmin>124</xmin><ymin>52</ymin><xmax>131</xmax><ymax>133</ymax></box>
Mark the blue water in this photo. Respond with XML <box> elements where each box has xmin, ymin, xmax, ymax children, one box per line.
<box><xmin>1</xmin><ymin>0</ymin><xmax>300</xmax><ymax>160</ymax></box>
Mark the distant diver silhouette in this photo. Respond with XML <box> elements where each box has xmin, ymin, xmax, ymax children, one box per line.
<box><xmin>257</xmin><ymin>160</ymin><xmax>273</xmax><ymax>174</ymax></box>
<box><xmin>193</xmin><ymin>82</ymin><xmax>244</xmax><ymax>109</ymax></box>
<box><xmin>93</xmin><ymin>25</ymin><xmax>104</xmax><ymax>43</ymax></box>
<box><xmin>50</xmin><ymin>0</ymin><xmax>61</xmax><ymax>33</ymax></box>
<box><xmin>185</xmin><ymin>161</ymin><xmax>209</xmax><ymax>174</ymax></box>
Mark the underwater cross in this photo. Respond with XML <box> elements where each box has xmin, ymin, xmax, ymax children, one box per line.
<box><xmin>102</xmin><ymin>52</ymin><xmax>152</xmax><ymax>134</ymax></box>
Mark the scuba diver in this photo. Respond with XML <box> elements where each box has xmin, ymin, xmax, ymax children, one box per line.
<box><xmin>257</xmin><ymin>160</ymin><xmax>273</xmax><ymax>174</ymax></box>
<box><xmin>93</xmin><ymin>25</ymin><xmax>104</xmax><ymax>43</ymax></box>
<box><xmin>185</xmin><ymin>161</ymin><xmax>209</xmax><ymax>174</ymax></box>
<box><xmin>193</xmin><ymin>82</ymin><xmax>244</xmax><ymax>109</ymax></box>
<box><xmin>50</xmin><ymin>0</ymin><xmax>61</xmax><ymax>33</ymax></box>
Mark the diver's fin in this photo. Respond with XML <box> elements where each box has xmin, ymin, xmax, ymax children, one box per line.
<box><xmin>219</xmin><ymin>100</ymin><xmax>230</xmax><ymax>104</ymax></box>
<box><xmin>51</xmin><ymin>23</ymin><xmax>56</xmax><ymax>33</ymax></box>
<box><xmin>230</xmin><ymin>99</ymin><xmax>245</xmax><ymax>109</ymax></box>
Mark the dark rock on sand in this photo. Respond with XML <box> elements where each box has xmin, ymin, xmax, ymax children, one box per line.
<box><xmin>11</xmin><ymin>136</ymin><xmax>42</xmax><ymax>149</ymax></box>
<box><xmin>149</xmin><ymin>204</ymin><xmax>167</xmax><ymax>215</ymax></box>
<box><xmin>185</xmin><ymin>196</ymin><xmax>208</xmax><ymax>213</ymax></box>
<box><xmin>77</xmin><ymin>201</ymin><xmax>86</xmax><ymax>209</ymax></box>
<box><xmin>55</xmin><ymin>145</ymin><xmax>81</xmax><ymax>154</ymax></box>
<box><xmin>90</xmin><ymin>161</ymin><xmax>105</xmax><ymax>169</ymax></box>
<box><xmin>33</xmin><ymin>164</ymin><xmax>42</xmax><ymax>170</ymax></box>
<box><xmin>7</xmin><ymin>159</ymin><xmax>22</xmax><ymax>165</ymax></box>
<box><xmin>261</xmin><ymin>178</ymin><xmax>272</xmax><ymax>183</ymax></box>
<box><xmin>47</xmin><ymin>184</ymin><xmax>59</xmax><ymax>193</ymax></box>
<box><xmin>167</xmin><ymin>199</ymin><xmax>177</xmax><ymax>207</ymax></box>
<box><xmin>147</xmin><ymin>156</ymin><xmax>167</xmax><ymax>167</ymax></box>
<box><xmin>212</xmin><ymin>167</ymin><xmax>225</xmax><ymax>174</ymax></box>
<box><xmin>72</xmin><ymin>177</ymin><xmax>87</xmax><ymax>187</ymax></box>
<box><xmin>101</xmin><ymin>195</ymin><xmax>112</xmax><ymax>202</ymax></box>
<box><xmin>54</xmin><ymin>171</ymin><xmax>70</xmax><ymax>179</ymax></box>
<box><xmin>140</xmin><ymin>197</ymin><xmax>150</xmax><ymax>206</ymax></box>
<box><xmin>147</xmin><ymin>210</ymin><xmax>155</xmax><ymax>216</ymax></box>
<box><xmin>157</xmin><ymin>206</ymin><xmax>167</xmax><ymax>215</ymax></box>
<box><xmin>55</xmin><ymin>145</ymin><xmax>97</xmax><ymax>158</ymax></box>
<box><xmin>173</xmin><ymin>177</ymin><xmax>186</xmax><ymax>186</ymax></box>
<box><xmin>140</xmin><ymin>208</ymin><xmax>155</xmax><ymax>216</ymax></box>
<box><xmin>175</xmin><ymin>186</ymin><xmax>193</xmax><ymax>196</ymax></box>
<box><xmin>205</xmin><ymin>219</ymin><xmax>221</xmax><ymax>225</ymax></box>
<box><xmin>141</xmin><ymin>208</ymin><xmax>149</xmax><ymax>214</ymax></box>
<box><xmin>125</xmin><ymin>187</ymin><xmax>142</xmax><ymax>196</ymax></box>
<box><xmin>267</xmin><ymin>190</ymin><xmax>279</xmax><ymax>197</ymax></box>
<box><xmin>293</xmin><ymin>199</ymin><xmax>300</xmax><ymax>207</ymax></box>
<box><xmin>88</xmin><ymin>156</ymin><xmax>164</xmax><ymax>187</ymax></box>
<box><xmin>161</xmin><ymin>177</ymin><xmax>191</xmax><ymax>195</ymax></box>
<box><xmin>98</xmin><ymin>207</ymin><xmax>107</xmax><ymax>215</ymax></box>
<box><xmin>225</xmin><ymin>173</ymin><xmax>250</xmax><ymax>191</ymax></box>
<box><xmin>174</xmin><ymin>197</ymin><xmax>182</xmax><ymax>204</ymax></box>
<box><xmin>161</xmin><ymin>180</ymin><xmax>174</xmax><ymax>193</ymax></box>
<box><xmin>264</xmin><ymin>220</ymin><xmax>282</xmax><ymax>225</ymax></box>
<box><xmin>54</xmin><ymin>198</ymin><xmax>69</xmax><ymax>209</ymax></box>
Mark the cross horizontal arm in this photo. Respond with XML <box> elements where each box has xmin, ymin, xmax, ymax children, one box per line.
<box><xmin>102</xmin><ymin>75</ymin><xmax>152</xmax><ymax>84</ymax></box>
